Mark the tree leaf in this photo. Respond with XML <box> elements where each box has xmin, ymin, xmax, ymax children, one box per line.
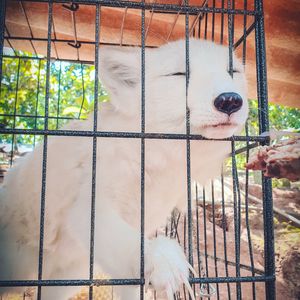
<box><xmin>62</xmin><ymin>106</ymin><xmax>82</xmax><ymax>116</ymax></box>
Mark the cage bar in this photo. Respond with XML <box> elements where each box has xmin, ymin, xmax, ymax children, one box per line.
<box><xmin>0</xmin><ymin>1</ymin><xmax>276</xmax><ymax>299</ymax></box>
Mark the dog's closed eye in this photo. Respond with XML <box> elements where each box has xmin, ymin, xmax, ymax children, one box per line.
<box><xmin>165</xmin><ymin>72</ymin><xmax>186</xmax><ymax>76</ymax></box>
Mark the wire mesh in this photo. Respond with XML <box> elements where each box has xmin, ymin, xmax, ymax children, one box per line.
<box><xmin>0</xmin><ymin>0</ymin><xmax>275</xmax><ymax>300</ymax></box>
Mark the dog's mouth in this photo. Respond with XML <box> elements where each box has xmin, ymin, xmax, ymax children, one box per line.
<box><xmin>202</xmin><ymin>122</ymin><xmax>238</xmax><ymax>129</ymax></box>
<box><xmin>198</xmin><ymin>121</ymin><xmax>240</xmax><ymax>138</ymax></box>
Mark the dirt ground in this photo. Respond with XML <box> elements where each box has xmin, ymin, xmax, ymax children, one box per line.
<box><xmin>242</xmin><ymin>185</ymin><xmax>300</xmax><ymax>300</ymax></box>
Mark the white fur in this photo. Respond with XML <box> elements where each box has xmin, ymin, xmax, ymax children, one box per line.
<box><xmin>0</xmin><ymin>39</ymin><xmax>248</xmax><ymax>299</ymax></box>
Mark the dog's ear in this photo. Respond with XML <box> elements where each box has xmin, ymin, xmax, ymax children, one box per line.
<box><xmin>99</xmin><ymin>47</ymin><xmax>140</xmax><ymax>96</ymax></box>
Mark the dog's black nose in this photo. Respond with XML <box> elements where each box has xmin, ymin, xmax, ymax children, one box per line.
<box><xmin>214</xmin><ymin>92</ymin><xmax>243</xmax><ymax>115</ymax></box>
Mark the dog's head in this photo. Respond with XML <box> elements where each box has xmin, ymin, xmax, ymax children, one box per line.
<box><xmin>100</xmin><ymin>39</ymin><xmax>248</xmax><ymax>138</ymax></box>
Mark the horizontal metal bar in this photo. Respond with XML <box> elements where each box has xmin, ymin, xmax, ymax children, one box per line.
<box><xmin>15</xmin><ymin>0</ymin><xmax>259</xmax><ymax>16</ymax></box>
<box><xmin>203</xmin><ymin>251</ymin><xmax>264</xmax><ymax>275</ymax></box>
<box><xmin>3</xmin><ymin>54</ymin><xmax>94</xmax><ymax>65</ymax></box>
<box><xmin>191</xmin><ymin>275</ymin><xmax>275</xmax><ymax>284</ymax></box>
<box><xmin>3</xmin><ymin>54</ymin><xmax>43</xmax><ymax>60</ymax></box>
<box><xmin>0</xmin><ymin>275</ymin><xmax>274</xmax><ymax>288</ymax></box>
<box><xmin>5</xmin><ymin>37</ymin><xmax>156</xmax><ymax>49</ymax></box>
<box><xmin>3</xmin><ymin>52</ymin><xmax>94</xmax><ymax>65</ymax></box>
<box><xmin>0</xmin><ymin>113</ymin><xmax>85</xmax><ymax>121</ymax></box>
<box><xmin>231</xmin><ymin>142</ymin><xmax>259</xmax><ymax>156</ymax></box>
<box><xmin>0</xmin><ymin>128</ymin><xmax>268</xmax><ymax>142</ymax></box>
<box><xmin>0</xmin><ymin>278</ymin><xmax>143</xmax><ymax>287</ymax></box>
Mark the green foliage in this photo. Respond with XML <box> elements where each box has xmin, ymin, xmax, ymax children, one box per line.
<box><xmin>269</xmin><ymin>103</ymin><xmax>300</xmax><ymax>131</ymax></box>
<box><xmin>272</xmin><ymin>178</ymin><xmax>291</xmax><ymax>188</ymax></box>
<box><xmin>0</xmin><ymin>52</ymin><xmax>108</xmax><ymax>147</ymax></box>
<box><xmin>247</xmin><ymin>99</ymin><xmax>300</xmax><ymax>134</ymax></box>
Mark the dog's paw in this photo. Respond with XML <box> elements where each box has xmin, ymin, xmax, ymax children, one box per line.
<box><xmin>145</xmin><ymin>236</ymin><xmax>195</xmax><ymax>300</ymax></box>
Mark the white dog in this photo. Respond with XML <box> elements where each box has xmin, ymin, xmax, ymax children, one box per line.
<box><xmin>0</xmin><ymin>39</ymin><xmax>248</xmax><ymax>299</ymax></box>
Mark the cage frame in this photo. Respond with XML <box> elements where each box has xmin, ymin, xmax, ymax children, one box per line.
<box><xmin>0</xmin><ymin>0</ymin><xmax>275</xmax><ymax>299</ymax></box>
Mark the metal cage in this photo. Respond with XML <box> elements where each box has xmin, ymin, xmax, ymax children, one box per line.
<box><xmin>0</xmin><ymin>0</ymin><xmax>275</xmax><ymax>299</ymax></box>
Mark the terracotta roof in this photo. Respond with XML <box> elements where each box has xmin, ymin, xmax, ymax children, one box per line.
<box><xmin>5</xmin><ymin>0</ymin><xmax>300</xmax><ymax>108</ymax></box>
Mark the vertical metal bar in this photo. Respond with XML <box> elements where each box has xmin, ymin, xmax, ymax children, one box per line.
<box><xmin>56</xmin><ymin>61</ymin><xmax>62</xmax><ymax>129</ymax></box>
<box><xmin>254</xmin><ymin>1</ymin><xmax>275</xmax><ymax>299</ymax></box>
<box><xmin>140</xmin><ymin>0</ymin><xmax>146</xmax><ymax>298</ymax></box>
<box><xmin>231</xmin><ymin>141</ymin><xmax>242</xmax><ymax>300</ymax></box>
<box><xmin>261</xmin><ymin>176</ymin><xmax>275</xmax><ymax>299</ymax></box>
<box><xmin>204</xmin><ymin>7</ymin><xmax>208</xmax><ymax>40</ymax></box>
<box><xmin>221</xmin><ymin>173</ymin><xmax>231</xmax><ymax>299</ymax></box>
<box><xmin>244</xmin><ymin>123</ymin><xmax>256</xmax><ymax>300</ymax></box>
<box><xmin>198</xmin><ymin>12</ymin><xmax>201</xmax><ymax>39</ymax></box>
<box><xmin>33</xmin><ymin>59</ymin><xmax>42</xmax><ymax>147</ymax></box>
<box><xmin>242</xmin><ymin>0</ymin><xmax>248</xmax><ymax>66</ymax></box>
<box><xmin>227</xmin><ymin>0</ymin><xmax>233</xmax><ymax>77</ymax></box>
<box><xmin>183</xmin><ymin>215</ymin><xmax>188</xmax><ymax>300</ymax></box>
<box><xmin>211</xmin><ymin>181</ymin><xmax>220</xmax><ymax>299</ymax></box>
<box><xmin>37</xmin><ymin>1</ymin><xmax>53</xmax><ymax>298</ymax></box>
<box><xmin>185</xmin><ymin>2</ymin><xmax>194</xmax><ymax>299</ymax></box>
<box><xmin>0</xmin><ymin>0</ymin><xmax>6</xmax><ymax>84</ymax></box>
<box><xmin>220</xmin><ymin>0</ymin><xmax>225</xmax><ymax>44</ymax></box>
<box><xmin>227</xmin><ymin>0</ymin><xmax>240</xmax><ymax>294</ymax></box>
<box><xmin>228</xmin><ymin>1</ymin><xmax>242</xmax><ymax>298</ymax></box>
<box><xmin>255</xmin><ymin>0</ymin><xmax>269</xmax><ymax>135</ymax></box>
<box><xmin>202</xmin><ymin>188</ymin><xmax>210</xmax><ymax>296</ymax></box>
<box><xmin>211</xmin><ymin>0</ymin><xmax>215</xmax><ymax>42</ymax></box>
<box><xmin>78</xmin><ymin>62</ymin><xmax>85</xmax><ymax>119</ymax></box>
<box><xmin>227</xmin><ymin>4</ymin><xmax>241</xmax><ymax>300</ymax></box>
<box><xmin>195</xmin><ymin>185</ymin><xmax>203</xmax><ymax>300</ymax></box>
<box><xmin>10</xmin><ymin>58</ymin><xmax>21</xmax><ymax>166</ymax></box>
<box><xmin>89</xmin><ymin>4</ymin><xmax>100</xmax><ymax>300</ymax></box>
<box><xmin>232</xmin><ymin>0</ymin><xmax>235</xmax><ymax>44</ymax></box>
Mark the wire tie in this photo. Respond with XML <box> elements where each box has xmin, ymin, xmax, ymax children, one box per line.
<box><xmin>62</xmin><ymin>3</ymin><xmax>79</xmax><ymax>12</ymax></box>
<box><xmin>67</xmin><ymin>41</ymin><xmax>82</xmax><ymax>49</ymax></box>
